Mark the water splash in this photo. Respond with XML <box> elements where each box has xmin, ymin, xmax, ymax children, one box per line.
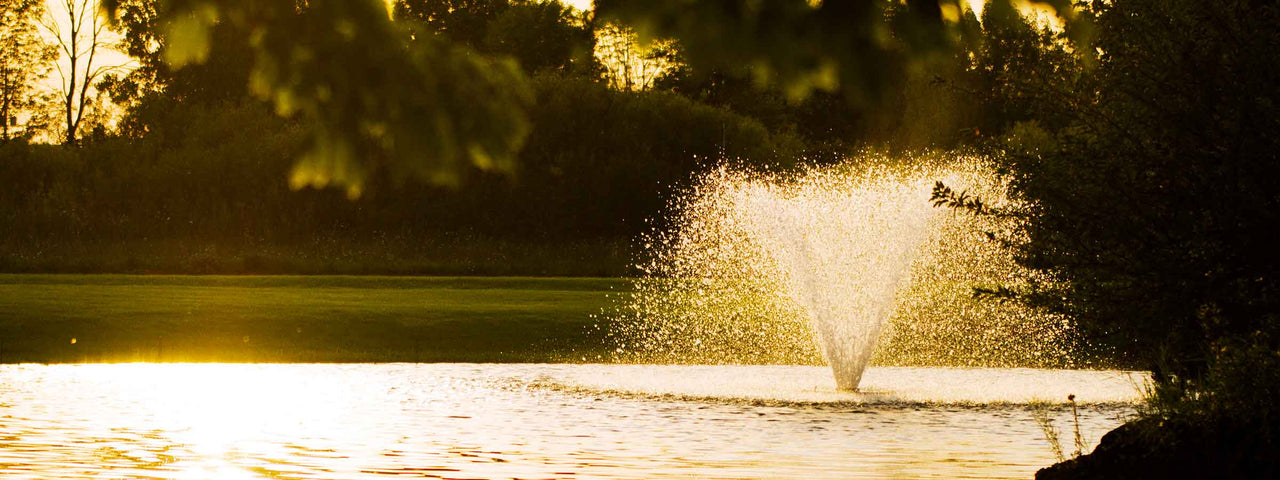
<box><xmin>730</xmin><ymin>167</ymin><xmax>938</xmax><ymax>389</ymax></box>
<box><xmin>610</xmin><ymin>153</ymin><xmax>1079</xmax><ymax>390</ymax></box>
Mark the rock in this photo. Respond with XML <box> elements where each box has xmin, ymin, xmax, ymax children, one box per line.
<box><xmin>1036</xmin><ymin>416</ymin><xmax>1278</xmax><ymax>480</ymax></box>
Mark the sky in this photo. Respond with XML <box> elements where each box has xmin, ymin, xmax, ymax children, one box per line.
<box><xmin>38</xmin><ymin>0</ymin><xmax>134</xmax><ymax>83</ymax></box>
<box><xmin>564</xmin><ymin>0</ymin><xmax>593</xmax><ymax>11</ymax></box>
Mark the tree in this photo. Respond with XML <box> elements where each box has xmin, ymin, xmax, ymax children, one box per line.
<box><xmin>922</xmin><ymin>2</ymin><xmax>1280</xmax><ymax>439</ymax></box>
<box><xmin>596</xmin><ymin>0</ymin><xmax>964</xmax><ymax>101</ymax></box>
<box><xmin>38</xmin><ymin>0</ymin><xmax>129</xmax><ymax>144</ymax></box>
<box><xmin>394</xmin><ymin>0</ymin><xmax>510</xmax><ymax>48</ymax></box>
<box><xmin>100</xmin><ymin>0</ymin><xmax>976</xmax><ymax>193</ymax></box>
<box><xmin>100</xmin><ymin>0</ymin><xmax>532</xmax><ymax>197</ymax></box>
<box><xmin>96</xmin><ymin>0</ymin><xmax>167</xmax><ymax>109</ymax></box>
<box><xmin>482</xmin><ymin>0</ymin><xmax>596</xmax><ymax>75</ymax></box>
<box><xmin>396</xmin><ymin>0</ymin><xmax>597</xmax><ymax>76</ymax></box>
<box><xmin>593</xmin><ymin>22</ymin><xmax>677</xmax><ymax>91</ymax></box>
<box><xmin>100</xmin><ymin>0</ymin><xmax>277</xmax><ymax>142</ymax></box>
<box><xmin>0</xmin><ymin>0</ymin><xmax>56</xmax><ymax>141</ymax></box>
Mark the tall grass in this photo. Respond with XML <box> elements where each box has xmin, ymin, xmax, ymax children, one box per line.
<box><xmin>1031</xmin><ymin>394</ymin><xmax>1089</xmax><ymax>462</ymax></box>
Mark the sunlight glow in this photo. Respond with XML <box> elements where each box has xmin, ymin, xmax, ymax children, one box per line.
<box><xmin>593</xmin><ymin>23</ymin><xmax>678</xmax><ymax>91</ymax></box>
<box><xmin>34</xmin><ymin>0</ymin><xmax>135</xmax><ymax>142</ymax></box>
<box><xmin>966</xmin><ymin>0</ymin><xmax>985</xmax><ymax>18</ymax></box>
<box><xmin>1015</xmin><ymin>0</ymin><xmax>1066</xmax><ymax>31</ymax></box>
<box><xmin>95</xmin><ymin>364</ymin><xmax>384</xmax><ymax>478</ymax></box>
<box><xmin>563</xmin><ymin>0</ymin><xmax>593</xmax><ymax>11</ymax></box>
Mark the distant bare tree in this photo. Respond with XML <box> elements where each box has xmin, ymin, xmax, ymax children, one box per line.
<box><xmin>38</xmin><ymin>0</ymin><xmax>124</xmax><ymax>144</ymax></box>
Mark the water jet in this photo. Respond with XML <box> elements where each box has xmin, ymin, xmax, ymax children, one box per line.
<box><xmin>614</xmin><ymin>154</ymin><xmax>1075</xmax><ymax>390</ymax></box>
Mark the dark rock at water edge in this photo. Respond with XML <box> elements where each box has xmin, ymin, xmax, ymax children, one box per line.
<box><xmin>1037</xmin><ymin>416</ymin><xmax>1278</xmax><ymax>480</ymax></box>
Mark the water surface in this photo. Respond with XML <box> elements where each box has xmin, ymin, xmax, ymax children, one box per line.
<box><xmin>0</xmin><ymin>364</ymin><xmax>1142</xmax><ymax>479</ymax></box>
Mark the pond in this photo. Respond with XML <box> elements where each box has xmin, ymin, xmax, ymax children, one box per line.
<box><xmin>0</xmin><ymin>363</ymin><xmax>1143</xmax><ymax>479</ymax></box>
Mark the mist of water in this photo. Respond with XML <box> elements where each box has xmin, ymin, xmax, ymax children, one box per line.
<box><xmin>610</xmin><ymin>153</ymin><xmax>1080</xmax><ymax>390</ymax></box>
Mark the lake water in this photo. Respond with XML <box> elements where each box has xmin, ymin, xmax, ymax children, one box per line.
<box><xmin>0</xmin><ymin>363</ymin><xmax>1144</xmax><ymax>479</ymax></box>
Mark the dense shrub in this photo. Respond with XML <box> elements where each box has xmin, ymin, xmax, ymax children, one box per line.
<box><xmin>928</xmin><ymin>4</ymin><xmax>1280</xmax><ymax>461</ymax></box>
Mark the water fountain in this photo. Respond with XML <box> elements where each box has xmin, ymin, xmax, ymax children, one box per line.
<box><xmin>724</xmin><ymin>168</ymin><xmax>937</xmax><ymax>389</ymax></box>
<box><xmin>613</xmin><ymin>153</ymin><xmax>1078</xmax><ymax>390</ymax></box>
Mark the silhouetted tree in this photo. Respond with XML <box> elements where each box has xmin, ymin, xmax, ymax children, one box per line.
<box><xmin>0</xmin><ymin>0</ymin><xmax>56</xmax><ymax>142</ymax></box>
<box><xmin>394</xmin><ymin>0</ymin><xmax>510</xmax><ymax>47</ymax></box>
<box><xmin>38</xmin><ymin>0</ymin><xmax>128</xmax><ymax>144</ymax></box>
<box><xmin>595</xmin><ymin>0</ymin><xmax>985</xmax><ymax>102</ymax></box>
<box><xmin>926</xmin><ymin>2</ymin><xmax>1280</xmax><ymax>438</ymax></box>
<box><xmin>1011</xmin><ymin>0</ymin><xmax>1278</xmax><ymax>381</ymax></box>
<box><xmin>593</xmin><ymin>22</ymin><xmax>677</xmax><ymax>91</ymax></box>
<box><xmin>482</xmin><ymin>0</ymin><xmax>597</xmax><ymax>75</ymax></box>
<box><xmin>99</xmin><ymin>0</ymin><xmax>274</xmax><ymax>144</ymax></box>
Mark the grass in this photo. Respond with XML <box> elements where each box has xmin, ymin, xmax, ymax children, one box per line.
<box><xmin>0</xmin><ymin>237</ymin><xmax>634</xmax><ymax>277</ymax></box>
<box><xmin>0</xmin><ymin>274</ymin><xmax>632</xmax><ymax>364</ymax></box>
<box><xmin>1031</xmin><ymin>395</ymin><xmax>1089</xmax><ymax>462</ymax></box>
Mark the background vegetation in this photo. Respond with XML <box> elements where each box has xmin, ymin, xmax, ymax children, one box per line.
<box><xmin>913</xmin><ymin>0</ymin><xmax>1279</xmax><ymax>475</ymax></box>
<box><xmin>1</xmin><ymin>0</ymin><xmax>978</xmax><ymax>276</ymax></box>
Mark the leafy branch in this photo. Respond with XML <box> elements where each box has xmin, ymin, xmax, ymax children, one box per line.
<box><xmin>931</xmin><ymin>180</ymin><xmax>1021</xmax><ymax>218</ymax></box>
<box><xmin>930</xmin><ymin>180</ymin><xmax>987</xmax><ymax>213</ymax></box>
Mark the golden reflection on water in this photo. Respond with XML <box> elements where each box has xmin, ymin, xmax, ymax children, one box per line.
<box><xmin>142</xmin><ymin>365</ymin><xmax>348</xmax><ymax>478</ymax></box>
<box><xmin>0</xmin><ymin>363</ymin><xmax>1139</xmax><ymax>479</ymax></box>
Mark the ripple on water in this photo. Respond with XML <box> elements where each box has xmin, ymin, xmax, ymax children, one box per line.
<box><xmin>0</xmin><ymin>363</ymin><xmax>1143</xmax><ymax>479</ymax></box>
<box><xmin>527</xmin><ymin>364</ymin><xmax>1146</xmax><ymax>407</ymax></box>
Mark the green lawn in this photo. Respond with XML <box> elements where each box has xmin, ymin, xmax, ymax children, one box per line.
<box><xmin>0</xmin><ymin>275</ymin><xmax>631</xmax><ymax>363</ymax></box>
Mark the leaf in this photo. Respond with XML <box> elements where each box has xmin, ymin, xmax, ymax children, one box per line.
<box><xmin>163</xmin><ymin>4</ymin><xmax>219</xmax><ymax>67</ymax></box>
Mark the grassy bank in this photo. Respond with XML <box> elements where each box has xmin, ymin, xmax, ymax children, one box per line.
<box><xmin>0</xmin><ymin>274</ymin><xmax>630</xmax><ymax>363</ymax></box>
<box><xmin>0</xmin><ymin>237</ymin><xmax>634</xmax><ymax>277</ymax></box>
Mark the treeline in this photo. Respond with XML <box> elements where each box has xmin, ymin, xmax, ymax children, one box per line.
<box><xmin>0</xmin><ymin>79</ymin><xmax>807</xmax><ymax>274</ymax></box>
<box><xmin>0</xmin><ymin>0</ymin><xmax>1067</xmax><ymax>277</ymax></box>
<box><xmin>1</xmin><ymin>0</ymin><xmax>1010</xmax><ymax>275</ymax></box>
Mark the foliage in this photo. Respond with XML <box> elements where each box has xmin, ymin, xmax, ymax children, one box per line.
<box><xmin>637</xmin><ymin>2</ymin><xmax>999</xmax><ymax>156</ymax></box>
<box><xmin>597</xmin><ymin>0</ymin><xmax>884</xmax><ymax>100</ymax></box>
<box><xmin>100</xmin><ymin>0</ymin><xmax>257</xmax><ymax>116</ymax></box>
<box><xmin>0</xmin><ymin>71</ymin><xmax>800</xmax><ymax>273</ymax></box>
<box><xmin>396</xmin><ymin>0</ymin><xmax>597</xmax><ymax>76</ymax></box>
<box><xmin>1005</xmin><ymin>0</ymin><xmax>1278</xmax><ymax>381</ymax></box>
<box><xmin>394</xmin><ymin>0</ymin><xmax>510</xmax><ymax>48</ymax></box>
<box><xmin>100</xmin><ymin>0</ymin><xmax>534</xmax><ymax>195</ymax></box>
<box><xmin>0</xmin><ymin>0</ymin><xmax>56</xmax><ymax>142</ymax></box>
<box><xmin>594</xmin><ymin>0</ymin><xmax>1063</xmax><ymax>104</ymax></box>
<box><xmin>510</xmin><ymin>73</ymin><xmax>803</xmax><ymax>236</ymax></box>
<box><xmin>481</xmin><ymin>1</ymin><xmax>598</xmax><ymax>75</ymax></box>
<box><xmin>925</xmin><ymin>0</ymin><xmax>1280</xmax><ymax>446</ymax></box>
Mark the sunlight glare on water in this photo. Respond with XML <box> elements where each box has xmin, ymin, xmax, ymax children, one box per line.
<box><xmin>0</xmin><ymin>363</ymin><xmax>1143</xmax><ymax>479</ymax></box>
